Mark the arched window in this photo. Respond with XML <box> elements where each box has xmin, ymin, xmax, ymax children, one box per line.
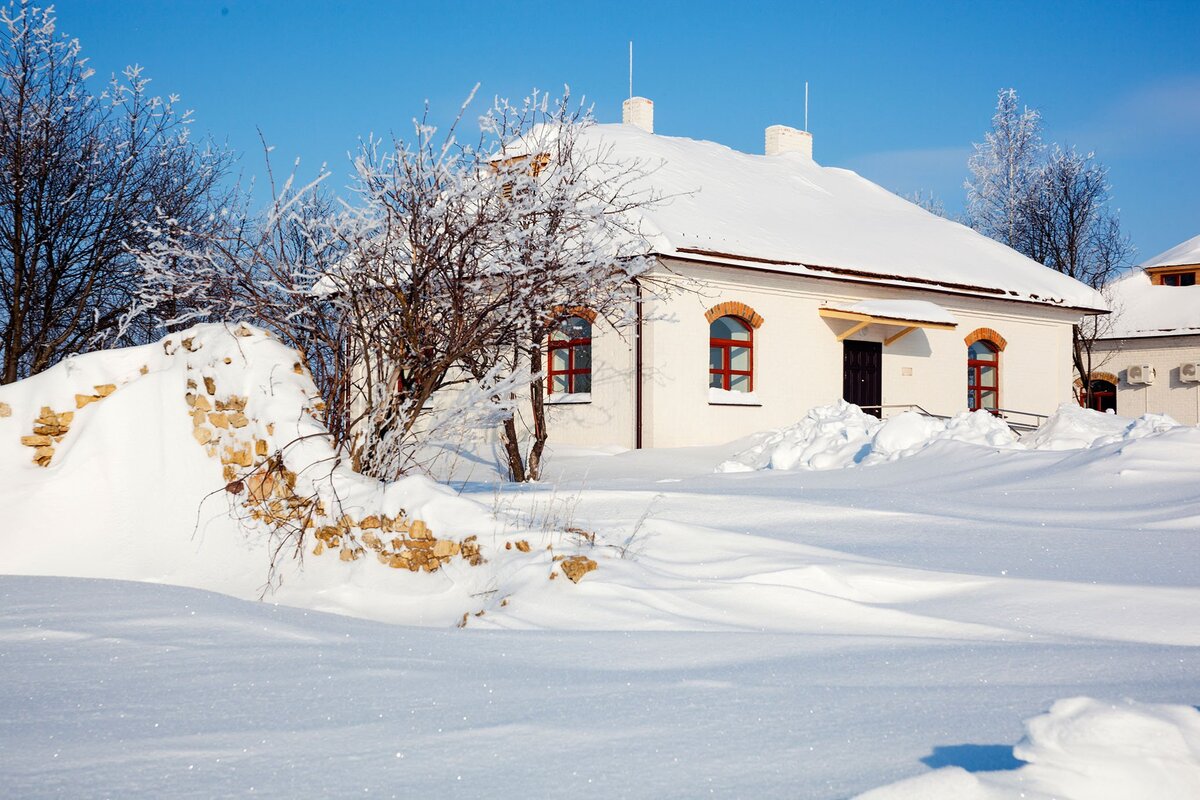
<box><xmin>547</xmin><ymin>316</ymin><xmax>591</xmax><ymax>394</ymax></box>
<box><xmin>967</xmin><ymin>340</ymin><xmax>999</xmax><ymax>411</ymax></box>
<box><xmin>1082</xmin><ymin>379</ymin><xmax>1117</xmax><ymax>412</ymax></box>
<box><xmin>709</xmin><ymin>315</ymin><xmax>753</xmax><ymax>392</ymax></box>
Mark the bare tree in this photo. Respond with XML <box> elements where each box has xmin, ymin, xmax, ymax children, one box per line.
<box><xmin>0</xmin><ymin>3</ymin><xmax>231</xmax><ymax>383</ymax></box>
<box><xmin>466</xmin><ymin>90</ymin><xmax>661</xmax><ymax>482</ymax></box>
<box><xmin>966</xmin><ymin>89</ymin><xmax>1131</xmax><ymax>402</ymax></box>
<box><xmin>1022</xmin><ymin>146</ymin><xmax>1132</xmax><ymax>387</ymax></box>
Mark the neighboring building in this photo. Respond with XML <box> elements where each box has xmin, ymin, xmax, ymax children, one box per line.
<box><xmin>535</xmin><ymin>98</ymin><xmax>1108</xmax><ymax>448</ymax></box>
<box><xmin>1087</xmin><ymin>235</ymin><xmax>1200</xmax><ymax>425</ymax></box>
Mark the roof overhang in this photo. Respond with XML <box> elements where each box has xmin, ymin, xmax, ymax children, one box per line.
<box><xmin>659</xmin><ymin>248</ymin><xmax>1110</xmax><ymax>316</ymax></box>
<box><xmin>819</xmin><ymin>304</ymin><xmax>957</xmax><ymax>345</ymax></box>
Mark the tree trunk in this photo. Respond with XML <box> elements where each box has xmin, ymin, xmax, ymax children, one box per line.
<box><xmin>525</xmin><ymin>339</ymin><xmax>549</xmax><ymax>482</ymax></box>
<box><xmin>500</xmin><ymin>416</ymin><xmax>525</xmax><ymax>483</ymax></box>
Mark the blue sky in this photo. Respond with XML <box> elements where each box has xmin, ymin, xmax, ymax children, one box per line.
<box><xmin>54</xmin><ymin>0</ymin><xmax>1200</xmax><ymax>262</ymax></box>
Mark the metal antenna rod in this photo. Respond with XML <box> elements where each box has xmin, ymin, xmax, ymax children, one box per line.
<box><xmin>629</xmin><ymin>41</ymin><xmax>634</xmax><ymax>99</ymax></box>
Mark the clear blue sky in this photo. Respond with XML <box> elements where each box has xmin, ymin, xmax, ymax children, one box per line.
<box><xmin>54</xmin><ymin>0</ymin><xmax>1200</xmax><ymax>262</ymax></box>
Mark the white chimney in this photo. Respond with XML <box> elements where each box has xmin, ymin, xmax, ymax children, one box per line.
<box><xmin>623</xmin><ymin>96</ymin><xmax>654</xmax><ymax>133</ymax></box>
<box><xmin>765</xmin><ymin>124</ymin><xmax>812</xmax><ymax>159</ymax></box>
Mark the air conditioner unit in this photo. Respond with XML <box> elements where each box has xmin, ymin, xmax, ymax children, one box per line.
<box><xmin>1181</xmin><ymin>362</ymin><xmax>1200</xmax><ymax>383</ymax></box>
<box><xmin>1126</xmin><ymin>364</ymin><xmax>1156</xmax><ymax>385</ymax></box>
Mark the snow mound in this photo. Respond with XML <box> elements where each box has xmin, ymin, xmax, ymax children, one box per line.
<box><xmin>1021</xmin><ymin>402</ymin><xmax>1183</xmax><ymax>450</ymax></box>
<box><xmin>719</xmin><ymin>401</ymin><xmax>1187</xmax><ymax>473</ymax></box>
<box><xmin>717</xmin><ymin>402</ymin><xmax>1019</xmax><ymax>472</ymax></box>
<box><xmin>856</xmin><ymin>697</ymin><xmax>1200</xmax><ymax>800</ymax></box>
<box><xmin>0</xmin><ymin>324</ymin><xmax>568</xmax><ymax>626</ymax></box>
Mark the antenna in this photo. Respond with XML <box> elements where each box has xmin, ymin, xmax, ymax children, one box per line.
<box><xmin>628</xmin><ymin>41</ymin><xmax>634</xmax><ymax>99</ymax></box>
<box><xmin>804</xmin><ymin>81</ymin><xmax>809</xmax><ymax>131</ymax></box>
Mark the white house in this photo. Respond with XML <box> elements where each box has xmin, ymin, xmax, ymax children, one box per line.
<box><xmin>1086</xmin><ymin>235</ymin><xmax>1200</xmax><ymax>424</ymax></box>
<box><xmin>541</xmin><ymin>98</ymin><xmax>1108</xmax><ymax>449</ymax></box>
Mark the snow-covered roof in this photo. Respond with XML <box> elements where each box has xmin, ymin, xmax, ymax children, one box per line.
<box><xmin>1142</xmin><ymin>234</ymin><xmax>1200</xmax><ymax>269</ymax></box>
<box><xmin>1101</xmin><ymin>269</ymin><xmax>1200</xmax><ymax>339</ymax></box>
<box><xmin>820</xmin><ymin>299</ymin><xmax>957</xmax><ymax>326</ymax></box>
<box><xmin>579</xmin><ymin>124</ymin><xmax>1107</xmax><ymax>313</ymax></box>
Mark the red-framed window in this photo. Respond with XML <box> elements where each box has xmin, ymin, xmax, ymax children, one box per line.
<box><xmin>967</xmin><ymin>340</ymin><xmax>999</xmax><ymax>411</ymax></box>
<box><xmin>1081</xmin><ymin>379</ymin><xmax>1117</xmax><ymax>412</ymax></box>
<box><xmin>709</xmin><ymin>315</ymin><xmax>753</xmax><ymax>392</ymax></box>
<box><xmin>547</xmin><ymin>316</ymin><xmax>592</xmax><ymax>394</ymax></box>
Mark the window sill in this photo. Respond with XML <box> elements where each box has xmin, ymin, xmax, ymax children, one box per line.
<box><xmin>708</xmin><ymin>388</ymin><xmax>760</xmax><ymax>406</ymax></box>
<box><xmin>547</xmin><ymin>393</ymin><xmax>592</xmax><ymax>405</ymax></box>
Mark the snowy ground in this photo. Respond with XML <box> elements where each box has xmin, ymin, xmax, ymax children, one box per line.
<box><xmin>2</xmin><ymin>328</ymin><xmax>1199</xmax><ymax>797</ymax></box>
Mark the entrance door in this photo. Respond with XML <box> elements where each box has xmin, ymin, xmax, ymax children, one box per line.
<box><xmin>843</xmin><ymin>340</ymin><xmax>882</xmax><ymax>417</ymax></box>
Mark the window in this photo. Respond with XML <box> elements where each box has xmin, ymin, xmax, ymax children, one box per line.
<box><xmin>547</xmin><ymin>316</ymin><xmax>591</xmax><ymax>394</ymax></box>
<box><xmin>709</xmin><ymin>315</ymin><xmax>753</xmax><ymax>392</ymax></box>
<box><xmin>967</xmin><ymin>340</ymin><xmax>999</xmax><ymax>411</ymax></box>
<box><xmin>1162</xmin><ymin>272</ymin><xmax>1196</xmax><ymax>286</ymax></box>
<box><xmin>1081</xmin><ymin>379</ymin><xmax>1117</xmax><ymax>412</ymax></box>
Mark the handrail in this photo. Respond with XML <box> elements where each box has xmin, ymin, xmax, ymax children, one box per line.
<box><xmin>858</xmin><ymin>403</ymin><xmax>1049</xmax><ymax>432</ymax></box>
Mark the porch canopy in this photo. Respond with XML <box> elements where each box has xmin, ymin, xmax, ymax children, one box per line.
<box><xmin>819</xmin><ymin>300</ymin><xmax>958</xmax><ymax>345</ymax></box>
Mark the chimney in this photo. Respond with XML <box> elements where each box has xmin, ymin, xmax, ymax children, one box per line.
<box><xmin>765</xmin><ymin>124</ymin><xmax>812</xmax><ymax>159</ymax></box>
<box><xmin>623</xmin><ymin>96</ymin><xmax>654</xmax><ymax>133</ymax></box>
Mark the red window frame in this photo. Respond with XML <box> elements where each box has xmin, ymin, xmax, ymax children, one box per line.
<box><xmin>1081</xmin><ymin>379</ymin><xmax>1116</xmax><ymax>412</ymax></box>
<box><xmin>967</xmin><ymin>340</ymin><xmax>999</xmax><ymax>411</ymax></box>
<box><xmin>709</xmin><ymin>315</ymin><xmax>754</xmax><ymax>391</ymax></box>
<box><xmin>547</xmin><ymin>317</ymin><xmax>592</xmax><ymax>395</ymax></box>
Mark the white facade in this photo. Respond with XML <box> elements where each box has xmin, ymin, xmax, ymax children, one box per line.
<box><xmin>548</xmin><ymin>257</ymin><xmax>1083</xmax><ymax>449</ymax></box>
<box><xmin>1090</xmin><ymin>336</ymin><xmax>1200</xmax><ymax>425</ymax></box>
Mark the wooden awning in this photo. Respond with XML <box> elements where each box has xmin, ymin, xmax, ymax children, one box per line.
<box><xmin>819</xmin><ymin>301</ymin><xmax>957</xmax><ymax>345</ymax></box>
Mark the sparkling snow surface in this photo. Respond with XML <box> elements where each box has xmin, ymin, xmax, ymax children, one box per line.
<box><xmin>579</xmin><ymin>124</ymin><xmax>1106</xmax><ymax>311</ymax></box>
<box><xmin>1103</xmin><ymin>268</ymin><xmax>1200</xmax><ymax>338</ymax></box>
<box><xmin>3</xmin><ymin>327</ymin><xmax>1200</xmax><ymax>798</ymax></box>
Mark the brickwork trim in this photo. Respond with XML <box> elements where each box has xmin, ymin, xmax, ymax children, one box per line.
<box><xmin>964</xmin><ymin>327</ymin><xmax>1007</xmax><ymax>351</ymax></box>
<box><xmin>705</xmin><ymin>301</ymin><xmax>764</xmax><ymax>328</ymax></box>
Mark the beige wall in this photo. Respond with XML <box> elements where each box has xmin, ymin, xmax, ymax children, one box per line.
<box><xmin>636</xmin><ymin>260</ymin><xmax>1079</xmax><ymax>447</ymax></box>
<box><xmin>549</xmin><ymin>258</ymin><xmax>1084</xmax><ymax>449</ymax></box>
<box><xmin>1091</xmin><ymin>335</ymin><xmax>1200</xmax><ymax>425</ymax></box>
<box><xmin>543</xmin><ymin>314</ymin><xmax>638</xmax><ymax>449</ymax></box>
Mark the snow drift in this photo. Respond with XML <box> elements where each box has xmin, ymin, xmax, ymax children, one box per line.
<box><xmin>717</xmin><ymin>401</ymin><xmax>1185</xmax><ymax>472</ymax></box>
<box><xmin>0</xmin><ymin>323</ymin><xmax>579</xmax><ymax>625</ymax></box>
<box><xmin>856</xmin><ymin>697</ymin><xmax>1200</xmax><ymax>800</ymax></box>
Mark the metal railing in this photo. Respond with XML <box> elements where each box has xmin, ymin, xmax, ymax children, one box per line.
<box><xmin>858</xmin><ymin>403</ymin><xmax>1048</xmax><ymax>433</ymax></box>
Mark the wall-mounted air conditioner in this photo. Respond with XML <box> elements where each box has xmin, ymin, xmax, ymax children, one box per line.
<box><xmin>1126</xmin><ymin>364</ymin><xmax>1156</xmax><ymax>385</ymax></box>
<box><xmin>1181</xmin><ymin>362</ymin><xmax>1200</xmax><ymax>383</ymax></box>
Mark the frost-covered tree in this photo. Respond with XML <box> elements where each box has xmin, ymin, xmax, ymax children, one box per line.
<box><xmin>965</xmin><ymin>88</ymin><xmax>1042</xmax><ymax>250</ymax></box>
<box><xmin>130</xmin><ymin>88</ymin><xmax>662</xmax><ymax>483</ymax></box>
<box><xmin>0</xmin><ymin>2</ymin><xmax>231</xmax><ymax>383</ymax></box>
<box><xmin>468</xmin><ymin>90</ymin><xmax>659</xmax><ymax>482</ymax></box>
<box><xmin>965</xmin><ymin>89</ymin><xmax>1131</xmax><ymax>404</ymax></box>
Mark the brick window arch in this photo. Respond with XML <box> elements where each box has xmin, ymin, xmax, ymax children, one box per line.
<box><xmin>547</xmin><ymin>316</ymin><xmax>592</xmax><ymax>394</ymax></box>
<box><xmin>709</xmin><ymin>315</ymin><xmax>754</xmax><ymax>392</ymax></box>
<box><xmin>705</xmin><ymin>301</ymin><xmax>764</xmax><ymax>329</ymax></box>
<box><xmin>964</xmin><ymin>327</ymin><xmax>1007</xmax><ymax>351</ymax></box>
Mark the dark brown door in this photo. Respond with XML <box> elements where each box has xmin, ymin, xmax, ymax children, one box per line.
<box><xmin>843</xmin><ymin>340</ymin><xmax>882</xmax><ymax>417</ymax></box>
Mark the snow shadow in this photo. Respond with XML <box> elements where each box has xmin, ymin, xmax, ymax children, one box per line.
<box><xmin>920</xmin><ymin>743</ymin><xmax>1025</xmax><ymax>772</ymax></box>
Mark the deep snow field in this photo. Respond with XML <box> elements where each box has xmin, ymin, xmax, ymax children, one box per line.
<box><xmin>2</xmin><ymin>325</ymin><xmax>1199</xmax><ymax>799</ymax></box>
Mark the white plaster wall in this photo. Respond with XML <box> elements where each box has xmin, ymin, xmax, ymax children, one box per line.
<box><xmin>634</xmin><ymin>259</ymin><xmax>1082</xmax><ymax>448</ymax></box>
<box><xmin>1091</xmin><ymin>336</ymin><xmax>1200</xmax><ymax>425</ymax></box>
<box><xmin>541</xmin><ymin>314</ymin><xmax>638</xmax><ymax>449</ymax></box>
